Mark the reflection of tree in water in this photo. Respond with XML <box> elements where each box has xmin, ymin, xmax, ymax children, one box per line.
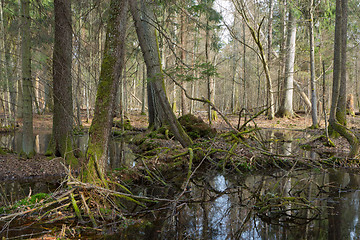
<box><xmin>327</xmin><ymin>170</ymin><xmax>360</xmax><ymax>240</ymax></box>
<box><xmin>169</xmin><ymin>171</ymin><xmax>333</xmax><ymax>239</ymax></box>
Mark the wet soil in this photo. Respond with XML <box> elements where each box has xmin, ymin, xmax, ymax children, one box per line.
<box><xmin>0</xmin><ymin>154</ymin><xmax>66</xmax><ymax>181</ymax></box>
<box><xmin>1</xmin><ymin>111</ymin><xmax>360</xmax><ymax>181</ymax></box>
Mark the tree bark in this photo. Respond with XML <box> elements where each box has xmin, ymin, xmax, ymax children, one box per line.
<box><xmin>84</xmin><ymin>0</ymin><xmax>128</xmax><ymax>183</ymax></box>
<box><xmin>52</xmin><ymin>0</ymin><xmax>75</xmax><ymax>161</ymax></box>
<box><xmin>130</xmin><ymin>0</ymin><xmax>193</xmax><ymax>147</ymax></box>
<box><xmin>336</xmin><ymin>0</ymin><xmax>348</xmax><ymax>125</ymax></box>
<box><xmin>308</xmin><ymin>0</ymin><xmax>318</xmax><ymax>128</ymax></box>
<box><xmin>180</xmin><ymin>12</ymin><xmax>188</xmax><ymax>116</ymax></box>
<box><xmin>329</xmin><ymin>0</ymin><xmax>359</xmax><ymax>158</ymax></box>
<box><xmin>141</xmin><ymin>63</ymin><xmax>146</xmax><ymax>115</ymax></box>
<box><xmin>276</xmin><ymin>8</ymin><xmax>296</xmax><ymax>118</ymax></box>
<box><xmin>20</xmin><ymin>0</ymin><xmax>34</xmax><ymax>158</ymax></box>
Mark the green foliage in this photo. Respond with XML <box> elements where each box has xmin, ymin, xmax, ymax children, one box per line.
<box><xmin>197</xmin><ymin>62</ymin><xmax>218</xmax><ymax>77</ymax></box>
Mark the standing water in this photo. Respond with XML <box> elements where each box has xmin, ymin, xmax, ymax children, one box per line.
<box><xmin>1</xmin><ymin>130</ymin><xmax>360</xmax><ymax>239</ymax></box>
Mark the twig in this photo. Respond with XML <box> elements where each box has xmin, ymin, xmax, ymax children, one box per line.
<box><xmin>164</xmin><ymin>70</ymin><xmax>239</xmax><ymax>133</ymax></box>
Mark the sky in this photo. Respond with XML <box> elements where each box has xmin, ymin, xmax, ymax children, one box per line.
<box><xmin>214</xmin><ymin>0</ymin><xmax>234</xmax><ymax>43</ymax></box>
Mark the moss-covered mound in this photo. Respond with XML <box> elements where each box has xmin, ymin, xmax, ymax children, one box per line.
<box><xmin>113</xmin><ymin>118</ymin><xmax>133</xmax><ymax>130</ymax></box>
<box><xmin>178</xmin><ymin>114</ymin><xmax>216</xmax><ymax>139</ymax></box>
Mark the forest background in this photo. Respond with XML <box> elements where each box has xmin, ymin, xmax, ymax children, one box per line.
<box><xmin>0</xmin><ymin>0</ymin><xmax>360</xmax><ymax>161</ymax></box>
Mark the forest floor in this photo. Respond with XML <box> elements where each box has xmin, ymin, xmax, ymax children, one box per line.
<box><xmin>1</xmin><ymin>111</ymin><xmax>359</xmax><ymax>181</ymax></box>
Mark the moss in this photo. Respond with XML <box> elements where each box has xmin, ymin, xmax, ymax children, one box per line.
<box><xmin>309</xmin><ymin>124</ymin><xmax>319</xmax><ymax>129</ymax></box>
<box><xmin>300</xmin><ymin>144</ymin><xmax>312</xmax><ymax>151</ymax></box>
<box><xmin>0</xmin><ymin>147</ymin><xmax>6</xmax><ymax>155</ymax></box>
<box><xmin>73</xmin><ymin>125</ymin><xmax>85</xmax><ymax>135</ymax></box>
<box><xmin>1</xmin><ymin>193</ymin><xmax>51</xmax><ymax>214</ymax></box>
<box><xmin>19</xmin><ymin>150</ymin><xmax>35</xmax><ymax>159</ymax></box>
<box><xmin>113</xmin><ymin>118</ymin><xmax>133</xmax><ymax>130</ymax></box>
<box><xmin>178</xmin><ymin>114</ymin><xmax>216</xmax><ymax>139</ymax></box>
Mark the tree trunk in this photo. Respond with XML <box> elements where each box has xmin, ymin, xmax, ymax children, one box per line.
<box><xmin>84</xmin><ymin>0</ymin><xmax>128</xmax><ymax>183</ymax></box>
<box><xmin>329</xmin><ymin>0</ymin><xmax>359</xmax><ymax>158</ymax></box>
<box><xmin>309</xmin><ymin>0</ymin><xmax>318</xmax><ymax>128</ymax></box>
<box><xmin>205</xmin><ymin>18</ymin><xmax>212</xmax><ymax>124</ymax></box>
<box><xmin>231</xmin><ymin>31</ymin><xmax>237</xmax><ymax>114</ymax></box>
<box><xmin>336</xmin><ymin>0</ymin><xmax>348</xmax><ymax>125</ymax></box>
<box><xmin>51</xmin><ymin>0</ymin><xmax>75</xmax><ymax>162</ymax></box>
<box><xmin>130</xmin><ymin>0</ymin><xmax>192</xmax><ymax>147</ymax></box>
<box><xmin>180</xmin><ymin>12</ymin><xmax>187</xmax><ymax>116</ymax></box>
<box><xmin>0</xmin><ymin>0</ymin><xmax>14</xmax><ymax>125</ymax></box>
<box><xmin>20</xmin><ymin>0</ymin><xmax>34</xmax><ymax>158</ymax></box>
<box><xmin>141</xmin><ymin>63</ymin><xmax>146</xmax><ymax>115</ymax></box>
<box><xmin>276</xmin><ymin>8</ymin><xmax>296</xmax><ymax>118</ymax></box>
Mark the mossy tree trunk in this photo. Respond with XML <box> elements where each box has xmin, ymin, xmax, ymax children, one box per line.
<box><xmin>20</xmin><ymin>0</ymin><xmax>34</xmax><ymax>158</ymax></box>
<box><xmin>130</xmin><ymin>0</ymin><xmax>193</xmax><ymax>148</ymax></box>
<box><xmin>83</xmin><ymin>0</ymin><xmax>128</xmax><ymax>183</ymax></box>
<box><xmin>51</xmin><ymin>0</ymin><xmax>75</xmax><ymax>162</ymax></box>
<box><xmin>329</xmin><ymin>0</ymin><xmax>359</xmax><ymax>158</ymax></box>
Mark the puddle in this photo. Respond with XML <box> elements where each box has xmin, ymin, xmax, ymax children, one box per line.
<box><xmin>128</xmin><ymin>168</ymin><xmax>360</xmax><ymax>239</ymax></box>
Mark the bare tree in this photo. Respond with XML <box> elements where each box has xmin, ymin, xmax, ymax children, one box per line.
<box><xmin>308</xmin><ymin>0</ymin><xmax>318</xmax><ymax>128</ymax></box>
<box><xmin>276</xmin><ymin>7</ymin><xmax>297</xmax><ymax>118</ymax></box>
<box><xmin>130</xmin><ymin>0</ymin><xmax>192</xmax><ymax>147</ymax></box>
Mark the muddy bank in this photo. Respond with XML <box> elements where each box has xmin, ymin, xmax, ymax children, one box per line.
<box><xmin>0</xmin><ymin>154</ymin><xmax>68</xmax><ymax>181</ymax></box>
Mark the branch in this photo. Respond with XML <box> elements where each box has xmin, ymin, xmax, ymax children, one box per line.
<box><xmin>163</xmin><ymin>70</ymin><xmax>240</xmax><ymax>133</ymax></box>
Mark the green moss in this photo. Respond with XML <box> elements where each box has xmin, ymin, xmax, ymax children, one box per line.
<box><xmin>178</xmin><ymin>114</ymin><xmax>216</xmax><ymax>139</ymax></box>
<box><xmin>0</xmin><ymin>147</ymin><xmax>6</xmax><ymax>155</ymax></box>
<box><xmin>1</xmin><ymin>193</ymin><xmax>51</xmax><ymax>214</ymax></box>
<box><xmin>73</xmin><ymin>125</ymin><xmax>85</xmax><ymax>135</ymax></box>
<box><xmin>113</xmin><ymin>119</ymin><xmax>133</xmax><ymax>130</ymax></box>
<box><xmin>300</xmin><ymin>144</ymin><xmax>312</xmax><ymax>151</ymax></box>
<box><xmin>19</xmin><ymin>150</ymin><xmax>35</xmax><ymax>159</ymax></box>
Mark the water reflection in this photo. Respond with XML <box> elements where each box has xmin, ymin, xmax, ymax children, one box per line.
<box><xmin>0</xmin><ymin>132</ymin><xmax>135</xmax><ymax>169</ymax></box>
<box><xmin>261</xmin><ymin>129</ymin><xmax>319</xmax><ymax>159</ymax></box>
<box><xmin>143</xmin><ymin>169</ymin><xmax>360</xmax><ymax>240</ymax></box>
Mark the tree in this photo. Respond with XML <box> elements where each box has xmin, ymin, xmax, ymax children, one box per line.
<box><xmin>233</xmin><ymin>0</ymin><xmax>275</xmax><ymax>119</ymax></box>
<box><xmin>329</xmin><ymin>0</ymin><xmax>359</xmax><ymax>158</ymax></box>
<box><xmin>20</xmin><ymin>0</ymin><xmax>34</xmax><ymax>158</ymax></box>
<box><xmin>129</xmin><ymin>0</ymin><xmax>193</xmax><ymax>147</ymax></box>
<box><xmin>84</xmin><ymin>0</ymin><xmax>129</xmax><ymax>183</ymax></box>
<box><xmin>51</xmin><ymin>0</ymin><xmax>75</xmax><ymax>161</ymax></box>
<box><xmin>276</xmin><ymin>7</ymin><xmax>297</xmax><ymax>118</ymax></box>
<box><xmin>307</xmin><ymin>0</ymin><xmax>318</xmax><ymax>128</ymax></box>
